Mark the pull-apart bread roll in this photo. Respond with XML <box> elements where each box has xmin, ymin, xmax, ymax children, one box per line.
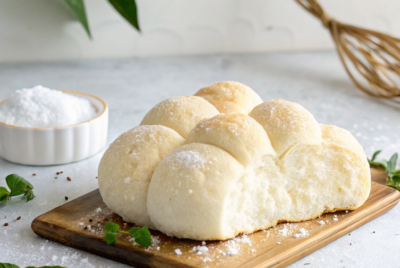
<box><xmin>98</xmin><ymin>81</ymin><xmax>371</xmax><ymax>240</ymax></box>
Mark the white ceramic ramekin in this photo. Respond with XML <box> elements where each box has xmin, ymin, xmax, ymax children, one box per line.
<box><xmin>0</xmin><ymin>91</ymin><xmax>108</xmax><ymax>165</ymax></box>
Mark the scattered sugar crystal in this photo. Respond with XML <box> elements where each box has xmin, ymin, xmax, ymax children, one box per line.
<box><xmin>96</xmin><ymin>208</ymin><xmax>102</xmax><ymax>213</ymax></box>
<box><xmin>173</xmin><ymin>151</ymin><xmax>206</xmax><ymax>169</ymax></box>
<box><xmin>317</xmin><ymin>221</ymin><xmax>325</xmax><ymax>225</ymax></box>
<box><xmin>175</xmin><ymin>249</ymin><xmax>182</xmax><ymax>255</ymax></box>
<box><xmin>79</xmin><ymin>222</ymin><xmax>84</xmax><ymax>226</ymax></box>
<box><xmin>151</xmin><ymin>236</ymin><xmax>160</xmax><ymax>247</ymax></box>
<box><xmin>294</xmin><ymin>228</ymin><xmax>309</xmax><ymax>238</ymax></box>
<box><xmin>279</xmin><ymin>227</ymin><xmax>288</xmax><ymax>236</ymax></box>
<box><xmin>0</xmin><ymin>85</ymin><xmax>97</xmax><ymax>127</ymax></box>
<box><xmin>194</xmin><ymin>246</ymin><xmax>209</xmax><ymax>254</ymax></box>
<box><xmin>188</xmin><ymin>189</ymin><xmax>193</xmax><ymax>194</ymax></box>
<box><xmin>333</xmin><ymin>217</ymin><xmax>338</xmax><ymax>222</ymax></box>
<box><xmin>227</xmin><ymin>248</ymin><xmax>238</xmax><ymax>255</ymax></box>
<box><xmin>277</xmin><ymin>242</ymin><xmax>281</xmax><ymax>244</ymax></box>
<box><xmin>203</xmin><ymin>257</ymin><xmax>212</xmax><ymax>262</ymax></box>
<box><xmin>202</xmin><ymin>241</ymin><xmax>206</xmax><ymax>245</ymax></box>
<box><xmin>157</xmin><ymin>247</ymin><xmax>160</xmax><ymax>250</ymax></box>
<box><xmin>251</xmin><ymin>249</ymin><xmax>256</xmax><ymax>252</ymax></box>
<box><xmin>234</xmin><ymin>234</ymin><xmax>251</xmax><ymax>245</ymax></box>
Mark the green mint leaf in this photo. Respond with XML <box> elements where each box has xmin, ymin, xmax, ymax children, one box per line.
<box><xmin>108</xmin><ymin>0</ymin><xmax>140</xmax><ymax>31</ymax></box>
<box><xmin>104</xmin><ymin>232</ymin><xmax>117</xmax><ymax>244</ymax></box>
<box><xmin>387</xmin><ymin>153</ymin><xmax>398</xmax><ymax>174</ymax></box>
<box><xmin>0</xmin><ymin>187</ymin><xmax>10</xmax><ymax>205</ymax></box>
<box><xmin>104</xmin><ymin>222</ymin><xmax>120</xmax><ymax>233</ymax></box>
<box><xmin>23</xmin><ymin>188</ymin><xmax>36</xmax><ymax>202</ymax></box>
<box><xmin>392</xmin><ymin>175</ymin><xmax>400</xmax><ymax>183</ymax></box>
<box><xmin>370</xmin><ymin>150</ymin><xmax>382</xmax><ymax>162</ymax></box>
<box><xmin>6</xmin><ymin>174</ymin><xmax>29</xmax><ymax>196</ymax></box>
<box><xmin>0</xmin><ymin>263</ymin><xmax>20</xmax><ymax>268</ymax></box>
<box><xmin>386</xmin><ymin>181</ymin><xmax>400</xmax><ymax>191</ymax></box>
<box><xmin>26</xmin><ymin>265</ymin><xmax>65</xmax><ymax>268</ymax></box>
<box><xmin>127</xmin><ymin>227</ymin><xmax>140</xmax><ymax>237</ymax></box>
<box><xmin>391</xmin><ymin>170</ymin><xmax>400</xmax><ymax>176</ymax></box>
<box><xmin>62</xmin><ymin>0</ymin><xmax>92</xmax><ymax>39</ymax></box>
<box><xmin>368</xmin><ymin>161</ymin><xmax>386</xmax><ymax>170</ymax></box>
<box><xmin>133</xmin><ymin>226</ymin><xmax>152</xmax><ymax>247</ymax></box>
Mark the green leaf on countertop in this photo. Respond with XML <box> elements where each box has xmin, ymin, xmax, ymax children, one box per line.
<box><xmin>368</xmin><ymin>150</ymin><xmax>386</xmax><ymax>170</ymax></box>
<box><xmin>369</xmin><ymin>150</ymin><xmax>382</xmax><ymax>162</ymax></box>
<box><xmin>1</xmin><ymin>174</ymin><xmax>35</xmax><ymax>204</ymax></box>
<box><xmin>387</xmin><ymin>153</ymin><xmax>398</xmax><ymax>174</ymax></box>
<box><xmin>0</xmin><ymin>263</ymin><xmax>20</xmax><ymax>268</ymax></box>
<box><xmin>104</xmin><ymin>232</ymin><xmax>117</xmax><ymax>245</ymax></box>
<box><xmin>0</xmin><ymin>264</ymin><xmax>66</xmax><ymax>268</ymax></box>
<box><xmin>392</xmin><ymin>175</ymin><xmax>400</xmax><ymax>183</ymax></box>
<box><xmin>6</xmin><ymin>174</ymin><xmax>30</xmax><ymax>196</ymax></box>
<box><xmin>61</xmin><ymin>0</ymin><xmax>91</xmax><ymax>39</ymax></box>
<box><xmin>108</xmin><ymin>0</ymin><xmax>140</xmax><ymax>31</ymax></box>
<box><xmin>386</xmin><ymin>180</ymin><xmax>400</xmax><ymax>191</ymax></box>
<box><xmin>20</xmin><ymin>264</ymin><xmax>58</xmax><ymax>268</ymax></box>
<box><xmin>369</xmin><ymin>150</ymin><xmax>400</xmax><ymax>192</ymax></box>
<box><xmin>104</xmin><ymin>221</ymin><xmax>120</xmax><ymax>233</ymax></box>
<box><xmin>0</xmin><ymin>187</ymin><xmax>10</xmax><ymax>204</ymax></box>
<box><xmin>391</xmin><ymin>170</ymin><xmax>400</xmax><ymax>176</ymax></box>
<box><xmin>368</xmin><ymin>161</ymin><xmax>386</xmax><ymax>170</ymax></box>
<box><xmin>23</xmin><ymin>188</ymin><xmax>36</xmax><ymax>202</ymax></box>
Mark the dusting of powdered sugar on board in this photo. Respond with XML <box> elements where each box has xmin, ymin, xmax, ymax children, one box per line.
<box><xmin>72</xmin><ymin>206</ymin><xmax>348</xmax><ymax>266</ymax></box>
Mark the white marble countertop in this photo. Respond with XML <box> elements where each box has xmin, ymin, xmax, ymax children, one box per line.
<box><xmin>0</xmin><ymin>51</ymin><xmax>399</xmax><ymax>268</ymax></box>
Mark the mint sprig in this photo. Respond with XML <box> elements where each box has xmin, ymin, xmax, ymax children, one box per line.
<box><xmin>368</xmin><ymin>150</ymin><xmax>400</xmax><ymax>191</ymax></box>
<box><xmin>104</xmin><ymin>222</ymin><xmax>152</xmax><ymax>247</ymax></box>
<box><xmin>0</xmin><ymin>263</ymin><xmax>65</xmax><ymax>268</ymax></box>
<box><xmin>0</xmin><ymin>174</ymin><xmax>36</xmax><ymax>205</ymax></box>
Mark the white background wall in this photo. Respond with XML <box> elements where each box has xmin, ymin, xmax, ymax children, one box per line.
<box><xmin>1</xmin><ymin>0</ymin><xmax>400</xmax><ymax>62</ymax></box>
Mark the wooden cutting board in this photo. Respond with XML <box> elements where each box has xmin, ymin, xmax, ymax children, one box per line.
<box><xmin>31</xmin><ymin>168</ymin><xmax>400</xmax><ymax>268</ymax></box>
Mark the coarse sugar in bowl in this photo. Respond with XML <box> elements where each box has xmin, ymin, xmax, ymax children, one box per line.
<box><xmin>0</xmin><ymin>86</ymin><xmax>108</xmax><ymax>165</ymax></box>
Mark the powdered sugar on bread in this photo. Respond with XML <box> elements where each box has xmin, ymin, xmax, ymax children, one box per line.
<box><xmin>98</xmin><ymin>81</ymin><xmax>371</xmax><ymax>241</ymax></box>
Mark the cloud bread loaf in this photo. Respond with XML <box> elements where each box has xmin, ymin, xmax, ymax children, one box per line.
<box><xmin>98</xmin><ymin>81</ymin><xmax>371</xmax><ymax>240</ymax></box>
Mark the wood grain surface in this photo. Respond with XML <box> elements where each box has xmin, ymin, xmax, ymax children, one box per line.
<box><xmin>31</xmin><ymin>168</ymin><xmax>400</xmax><ymax>268</ymax></box>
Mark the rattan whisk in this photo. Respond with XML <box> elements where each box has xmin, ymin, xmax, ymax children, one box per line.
<box><xmin>296</xmin><ymin>0</ymin><xmax>400</xmax><ymax>98</ymax></box>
